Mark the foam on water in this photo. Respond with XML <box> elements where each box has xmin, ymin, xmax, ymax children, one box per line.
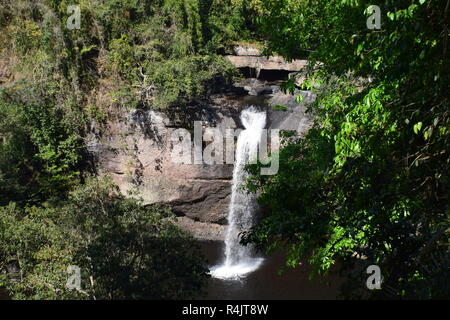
<box><xmin>210</xmin><ymin>258</ymin><xmax>265</xmax><ymax>280</ymax></box>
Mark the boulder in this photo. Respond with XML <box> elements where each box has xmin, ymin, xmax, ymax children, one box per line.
<box><xmin>268</xmin><ymin>91</ymin><xmax>315</xmax><ymax>133</ymax></box>
<box><xmin>235</xmin><ymin>78</ymin><xmax>280</xmax><ymax>96</ymax></box>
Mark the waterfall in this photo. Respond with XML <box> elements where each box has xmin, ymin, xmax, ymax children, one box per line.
<box><xmin>210</xmin><ymin>106</ymin><xmax>266</xmax><ymax>280</ymax></box>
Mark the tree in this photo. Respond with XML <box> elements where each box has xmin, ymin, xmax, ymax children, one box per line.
<box><xmin>244</xmin><ymin>0</ymin><xmax>449</xmax><ymax>298</ymax></box>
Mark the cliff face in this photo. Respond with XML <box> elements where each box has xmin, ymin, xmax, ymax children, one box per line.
<box><xmin>88</xmin><ymin>49</ymin><xmax>314</xmax><ymax>241</ymax></box>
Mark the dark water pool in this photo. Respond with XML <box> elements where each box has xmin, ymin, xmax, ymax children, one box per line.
<box><xmin>200</xmin><ymin>240</ymin><xmax>342</xmax><ymax>300</ymax></box>
<box><xmin>0</xmin><ymin>241</ymin><xmax>342</xmax><ymax>300</ymax></box>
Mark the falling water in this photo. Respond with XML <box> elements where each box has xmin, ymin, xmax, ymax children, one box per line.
<box><xmin>210</xmin><ymin>106</ymin><xmax>266</xmax><ymax>280</ymax></box>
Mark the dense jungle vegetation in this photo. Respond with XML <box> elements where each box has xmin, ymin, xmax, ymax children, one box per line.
<box><xmin>0</xmin><ymin>0</ymin><xmax>257</xmax><ymax>299</ymax></box>
<box><xmin>0</xmin><ymin>0</ymin><xmax>448</xmax><ymax>300</ymax></box>
<box><xmin>245</xmin><ymin>0</ymin><xmax>449</xmax><ymax>299</ymax></box>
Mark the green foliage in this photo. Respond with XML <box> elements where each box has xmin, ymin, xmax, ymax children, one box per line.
<box><xmin>1</xmin><ymin>0</ymin><xmax>255</xmax><ymax>111</ymax></box>
<box><xmin>0</xmin><ymin>177</ymin><xmax>209</xmax><ymax>299</ymax></box>
<box><xmin>244</xmin><ymin>0</ymin><xmax>449</xmax><ymax>298</ymax></box>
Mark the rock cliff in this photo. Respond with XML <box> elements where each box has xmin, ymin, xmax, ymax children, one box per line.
<box><xmin>88</xmin><ymin>47</ymin><xmax>314</xmax><ymax>240</ymax></box>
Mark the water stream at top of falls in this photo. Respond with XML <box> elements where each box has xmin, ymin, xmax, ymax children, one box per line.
<box><xmin>210</xmin><ymin>106</ymin><xmax>266</xmax><ymax>280</ymax></box>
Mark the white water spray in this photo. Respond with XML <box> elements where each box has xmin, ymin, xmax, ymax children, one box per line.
<box><xmin>210</xmin><ymin>106</ymin><xmax>266</xmax><ymax>280</ymax></box>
